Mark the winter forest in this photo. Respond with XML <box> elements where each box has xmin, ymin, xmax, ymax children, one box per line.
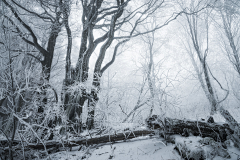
<box><xmin>1</xmin><ymin>0</ymin><xmax>240</xmax><ymax>159</ymax></box>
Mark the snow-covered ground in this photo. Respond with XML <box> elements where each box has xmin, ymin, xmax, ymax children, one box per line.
<box><xmin>174</xmin><ymin>135</ymin><xmax>240</xmax><ymax>160</ymax></box>
<box><xmin>43</xmin><ymin>135</ymin><xmax>240</xmax><ymax>160</ymax></box>
<box><xmin>44</xmin><ymin>137</ymin><xmax>181</xmax><ymax>160</ymax></box>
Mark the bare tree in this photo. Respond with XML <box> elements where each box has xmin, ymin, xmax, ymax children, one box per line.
<box><xmin>219</xmin><ymin>0</ymin><xmax>240</xmax><ymax>76</ymax></box>
<box><xmin>181</xmin><ymin>0</ymin><xmax>240</xmax><ymax>148</ymax></box>
<box><xmin>139</xmin><ymin>20</ymin><xmax>168</xmax><ymax>117</ymax></box>
<box><xmin>0</xmin><ymin>1</ymin><xmax>63</xmax><ymax>134</ymax></box>
<box><xmin>142</xmin><ymin>30</ymin><xmax>156</xmax><ymax>117</ymax></box>
<box><xmin>122</xmin><ymin>77</ymin><xmax>150</xmax><ymax>123</ymax></box>
<box><xmin>185</xmin><ymin>2</ymin><xmax>219</xmax><ymax>115</ymax></box>
<box><xmin>62</xmin><ymin>0</ymin><xmax>186</xmax><ymax>129</ymax></box>
<box><xmin>0</xmin><ymin>3</ymin><xmax>62</xmax><ymax>156</ymax></box>
<box><xmin>0</xmin><ymin>11</ymin><xmax>50</xmax><ymax>158</ymax></box>
<box><xmin>2</xmin><ymin>0</ymin><xmax>63</xmax><ymax>81</ymax></box>
<box><xmin>216</xmin><ymin>0</ymin><xmax>240</xmax><ymax>103</ymax></box>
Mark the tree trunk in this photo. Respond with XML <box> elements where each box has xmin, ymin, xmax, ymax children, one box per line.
<box><xmin>86</xmin><ymin>73</ymin><xmax>101</xmax><ymax>129</ymax></box>
<box><xmin>202</xmin><ymin>62</ymin><xmax>218</xmax><ymax>115</ymax></box>
<box><xmin>62</xmin><ymin>78</ymin><xmax>86</xmax><ymax>133</ymax></box>
<box><xmin>61</xmin><ymin>2</ymin><xmax>90</xmax><ymax>130</ymax></box>
<box><xmin>147</xmin><ymin>45</ymin><xmax>155</xmax><ymax>117</ymax></box>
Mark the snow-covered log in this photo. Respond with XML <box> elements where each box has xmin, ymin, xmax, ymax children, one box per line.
<box><xmin>174</xmin><ymin>136</ymin><xmax>231</xmax><ymax>160</ymax></box>
<box><xmin>146</xmin><ymin>115</ymin><xmax>234</xmax><ymax>142</ymax></box>
<box><xmin>26</xmin><ymin>130</ymin><xmax>154</xmax><ymax>150</ymax></box>
<box><xmin>0</xmin><ymin>130</ymin><xmax>154</xmax><ymax>158</ymax></box>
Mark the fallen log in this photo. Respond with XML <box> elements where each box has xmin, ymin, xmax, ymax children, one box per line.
<box><xmin>27</xmin><ymin>129</ymin><xmax>154</xmax><ymax>150</ymax></box>
<box><xmin>146</xmin><ymin>115</ymin><xmax>234</xmax><ymax>142</ymax></box>
<box><xmin>0</xmin><ymin>130</ymin><xmax>154</xmax><ymax>159</ymax></box>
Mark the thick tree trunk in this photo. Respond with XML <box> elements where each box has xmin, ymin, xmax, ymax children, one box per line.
<box><xmin>61</xmin><ymin>4</ymin><xmax>90</xmax><ymax>130</ymax></box>
<box><xmin>63</xmin><ymin>0</ymin><xmax>125</xmax><ymax>130</ymax></box>
<box><xmin>86</xmin><ymin>74</ymin><xmax>101</xmax><ymax>129</ymax></box>
<box><xmin>42</xmin><ymin>21</ymin><xmax>61</xmax><ymax>81</ymax></box>
<box><xmin>62</xmin><ymin>78</ymin><xmax>86</xmax><ymax>133</ymax></box>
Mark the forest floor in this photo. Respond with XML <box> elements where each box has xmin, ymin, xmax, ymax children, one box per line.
<box><xmin>41</xmin><ymin>135</ymin><xmax>240</xmax><ymax>160</ymax></box>
<box><xmin>42</xmin><ymin>136</ymin><xmax>181</xmax><ymax>160</ymax></box>
<box><xmin>2</xmin><ymin>122</ymin><xmax>240</xmax><ymax>159</ymax></box>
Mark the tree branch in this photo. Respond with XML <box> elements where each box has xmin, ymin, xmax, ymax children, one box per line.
<box><xmin>114</xmin><ymin>4</ymin><xmax>210</xmax><ymax>40</ymax></box>
<box><xmin>3</xmin><ymin>16</ymin><xmax>35</xmax><ymax>46</ymax></box>
<box><xmin>101</xmin><ymin>39</ymin><xmax>129</xmax><ymax>73</ymax></box>
<box><xmin>11</xmin><ymin>0</ymin><xmax>54</xmax><ymax>22</ymax></box>
<box><xmin>2</xmin><ymin>0</ymin><xmax>48</xmax><ymax>56</ymax></box>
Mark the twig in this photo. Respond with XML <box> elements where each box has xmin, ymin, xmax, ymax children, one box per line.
<box><xmin>17</xmin><ymin>131</ymin><xmax>25</xmax><ymax>160</ymax></box>
<box><xmin>153</xmin><ymin>147</ymin><xmax>162</xmax><ymax>153</ymax></box>
<box><xmin>196</xmin><ymin>119</ymin><xmax>202</xmax><ymax>137</ymax></box>
<box><xmin>12</xmin><ymin>113</ymin><xmax>48</xmax><ymax>156</ymax></box>
<box><xmin>87</xmin><ymin>128</ymin><xmax>93</xmax><ymax>139</ymax></box>
<box><xmin>0</xmin><ymin>129</ymin><xmax>10</xmax><ymax>144</ymax></box>
<box><xmin>119</xmin><ymin>104</ymin><xmax>127</xmax><ymax>116</ymax></box>
<box><xmin>158</xmin><ymin>140</ymin><xmax>167</xmax><ymax>147</ymax></box>
<box><xmin>211</xmin><ymin>128</ymin><xmax>221</xmax><ymax>142</ymax></box>
<box><xmin>137</xmin><ymin>147</ymin><xmax>148</xmax><ymax>155</ymax></box>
